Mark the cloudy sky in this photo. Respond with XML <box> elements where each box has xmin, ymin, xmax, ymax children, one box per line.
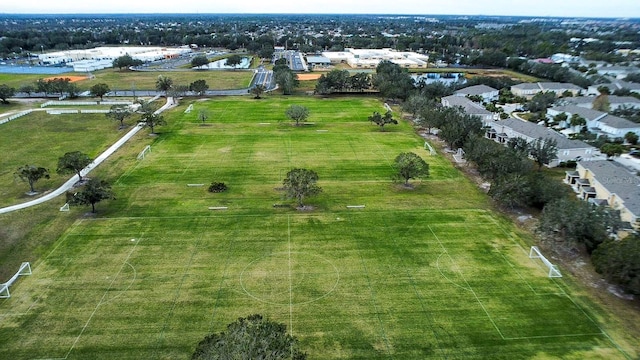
<box><xmin>2</xmin><ymin>0</ymin><xmax>639</xmax><ymax>18</ymax></box>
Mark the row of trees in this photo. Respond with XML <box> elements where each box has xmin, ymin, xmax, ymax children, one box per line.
<box><xmin>402</xmin><ymin>90</ymin><xmax>638</xmax><ymax>294</ymax></box>
<box><xmin>315</xmin><ymin>69</ymin><xmax>372</xmax><ymax>94</ymax></box>
<box><xmin>15</xmin><ymin>151</ymin><xmax>113</xmax><ymax>212</ymax></box>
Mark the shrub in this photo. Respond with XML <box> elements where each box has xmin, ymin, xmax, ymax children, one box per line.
<box><xmin>208</xmin><ymin>182</ymin><xmax>228</xmax><ymax>193</ymax></box>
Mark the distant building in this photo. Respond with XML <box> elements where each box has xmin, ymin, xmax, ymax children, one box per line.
<box><xmin>560</xmin><ymin>95</ymin><xmax>640</xmax><ymax>111</ymax></box>
<box><xmin>511</xmin><ymin>82</ymin><xmax>584</xmax><ymax>99</ymax></box>
<box><xmin>454</xmin><ymin>85</ymin><xmax>499</xmax><ymax>103</ymax></box>
<box><xmin>547</xmin><ymin>105</ymin><xmax>640</xmax><ymax>138</ymax></box>
<box><xmin>305</xmin><ymin>56</ymin><xmax>331</xmax><ymax>69</ymax></box>
<box><xmin>321</xmin><ymin>48</ymin><xmax>429</xmax><ymax>69</ymax></box>
<box><xmin>441</xmin><ymin>95</ymin><xmax>495</xmax><ymax>125</ymax></box>
<box><xmin>486</xmin><ymin>118</ymin><xmax>598</xmax><ymax>167</ymax></box>
<box><xmin>38</xmin><ymin>46</ymin><xmax>191</xmax><ymax>66</ymax></box>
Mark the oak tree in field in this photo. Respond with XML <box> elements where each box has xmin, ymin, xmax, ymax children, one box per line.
<box><xmin>368</xmin><ymin>110</ymin><xmax>397</xmax><ymax>131</ymax></box>
<box><xmin>191</xmin><ymin>55</ymin><xmax>209</xmax><ymax>69</ymax></box>
<box><xmin>225</xmin><ymin>54</ymin><xmax>243</xmax><ymax>70</ymax></box>
<box><xmin>251</xmin><ymin>84</ymin><xmax>266</xmax><ymax>99</ymax></box>
<box><xmin>0</xmin><ymin>84</ymin><xmax>16</xmax><ymax>104</ymax></box>
<box><xmin>282</xmin><ymin>168</ymin><xmax>322</xmax><ymax>208</ymax></box>
<box><xmin>106</xmin><ymin>104</ymin><xmax>133</xmax><ymax>129</ymax></box>
<box><xmin>15</xmin><ymin>165</ymin><xmax>50</xmax><ymax>194</ymax></box>
<box><xmin>90</xmin><ymin>83</ymin><xmax>110</xmax><ymax>101</ymax></box>
<box><xmin>57</xmin><ymin>151</ymin><xmax>91</xmax><ymax>182</ymax></box>
<box><xmin>393</xmin><ymin>152</ymin><xmax>429</xmax><ymax>186</ymax></box>
<box><xmin>189</xmin><ymin>79</ymin><xmax>209</xmax><ymax>96</ymax></box>
<box><xmin>139</xmin><ymin>111</ymin><xmax>166</xmax><ymax>134</ymax></box>
<box><xmin>191</xmin><ymin>314</ymin><xmax>306</xmax><ymax>360</ymax></box>
<box><xmin>70</xmin><ymin>178</ymin><xmax>115</xmax><ymax>213</ymax></box>
<box><xmin>285</xmin><ymin>105</ymin><xmax>309</xmax><ymax>126</ymax></box>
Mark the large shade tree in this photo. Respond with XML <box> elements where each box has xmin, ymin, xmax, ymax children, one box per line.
<box><xmin>191</xmin><ymin>314</ymin><xmax>307</xmax><ymax>360</ymax></box>
<box><xmin>191</xmin><ymin>55</ymin><xmax>209</xmax><ymax>69</ymax></box>
<box><xmin>106</xmin><ymin>104</ymin><xmax>133</xmax><ymax>129</ymax></box>
<box><xmin>368</xmin><ymin>110</ymin><xmax>398</xmax><ymax>131</ymax></box>
<box><xmin>285</xmin><ymin>105</ymin><xmax>309</xmax><ymax>126</ymax></box>
<box><xmin>15</xmin><ymin>165</ymin><xmax>49</xmax><ymax>193</ymax></box>
<box><xmin>57</xmin><ymin>151</ymin><xmax>91</xmax><ymax>182</ymax></box>
<box><xmin>0</xmin><ymin>84</ymin><xmax>16</xmax><ymax>104</ymax></box>
<box><xmin>282</xmin><ymin>168</ymin><xmax>322</xmax><ymax>208</ymax></box>
<box><xmin>393</xmin><ymin>152</ymin><xmax>429</xmax><ymax>186</ymax></box>
<box><xmin>89</xmin><ymin>83</ymin><xmax>110</xmax><ymax>101</ymax></box>
<box><xmin>70</xmin><ymin>178</ymin><xmax>115</xmax><ymax>213</ymax></box>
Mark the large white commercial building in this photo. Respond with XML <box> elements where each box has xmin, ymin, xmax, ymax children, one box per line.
<box><xmin>38</xmin><ymin>46</ymin><xmax>192</xmax><ymax>66</ymax></box>
<box><xmin>321</xmin><ymin>48</ymin><xmax>429</xmax><ymax>69</ymax></box>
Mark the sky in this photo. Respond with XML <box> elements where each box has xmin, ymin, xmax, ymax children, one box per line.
<box><xmin>2</xmin><ymin>0</ymin><xmax>640</xmax><ymax>18</ymax></box>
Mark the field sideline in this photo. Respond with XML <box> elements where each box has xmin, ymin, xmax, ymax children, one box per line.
<box><xmin>0</xmin><ymin>96</ymin><xmax>636</xmax><ymax>359</ymax></box>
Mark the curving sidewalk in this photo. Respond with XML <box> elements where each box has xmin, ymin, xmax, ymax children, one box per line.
<box><xmin>0</xmin><ymin>97</ymin><xmax>176</xmax><ymax>215</ymax></box>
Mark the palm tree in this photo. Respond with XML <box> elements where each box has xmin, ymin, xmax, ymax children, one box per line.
<box><xmin>155</xmin><ymin>75</ymin><xmax>173</xmax><ymax>96</ymax></box>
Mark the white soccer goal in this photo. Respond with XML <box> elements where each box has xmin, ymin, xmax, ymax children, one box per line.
<box><xmin>59</xmin><ymin>203</ymin><xmax>70</xmax><ymax>212</ymax></box>
<box><xmin>529</xmin><ymin>246</ymin><xmax>562</xmax><ymax>278</ymax></box>
<box><xmin>0</xmin><ymin>262</ymin><xmax>32</xmax><ymax>298</ymax></box>
<box><xmin>137</xmin><ymin>145</ymin><xmax>151</xmax><ymax>160</ymax></box>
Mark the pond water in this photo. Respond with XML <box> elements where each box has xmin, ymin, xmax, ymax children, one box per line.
<box><xmin>206</xmin><ymin>57</ymin><xmax>252</xmax><ymax>69</ymax></box>
<box><xmin>0</xmin><ymin>65</ymin><xmax>73</xmax><ymax>75</ymax></box>
<box><xmin>412</xmin><ymin>72</ymin><xmax>466</xmax><ymax>85</ymax></box>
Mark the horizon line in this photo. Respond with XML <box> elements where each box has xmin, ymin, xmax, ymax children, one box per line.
<box><xmin>0</xmin><ymin>12</ymin><xmax>639</xmax><ymax>20</ymax></box>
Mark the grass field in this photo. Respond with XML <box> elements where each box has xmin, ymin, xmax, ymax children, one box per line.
<box><xmin>0</xmin><ymin>111</ymin><xmax>136</xmax><ymax>208</ymax></box>
<box><xmin>0</xmin><ymin>97</ymin><xmax>637</xmax><ymax>359</ymax></box>
<box><xmin>0</xmin><ymin>69</ymin><xmax>254</xmax><ymax>92</ymax></box>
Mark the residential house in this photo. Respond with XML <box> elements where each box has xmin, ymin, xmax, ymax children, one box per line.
<box><xmin>547</xmin><ymin>105</ymin><xmax>640</xmax><ymax>137</ymax></box>
<box><xmin>587</xmin><ymin>80</ymin><xmax>640</xmax><ymax>96</ymax></box>
<box><xmin>566</xmin><ymin>160</ymin><xmax>640</xmax><ymax>229</ymax></box>
<box><xmin>511</xmin><ymin>82</ymin><xmax>584</xmax><ymax>99</ymax></box>
<box><xmin>595</xmin><ymin>65</ymin><xmax>640</xmax><ymax>79</ymax></box>
<box><xmin>561</xmin><ymin>95</ymin><xmax>640</xmax><ymax>110</ymax></box>
<box><xmin>486</xmin><ymin>118</ymin><xmax>599</xmax><ymax>166</ymax></box>
<box><xmin>441</xmin><ymin>95</ymin><xmax>495</xmax><ymax>126</ymax></box>
<box><xmin>454</xmin><ymin>85</ymin><xmax>499</xmax><ymax>103</ymax></box>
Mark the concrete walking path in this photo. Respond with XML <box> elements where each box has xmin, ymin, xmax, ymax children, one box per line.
<box><xmin>0</xmin><ymin>97</ymin><xmax>176</xmax><ymax>215</ymax></box>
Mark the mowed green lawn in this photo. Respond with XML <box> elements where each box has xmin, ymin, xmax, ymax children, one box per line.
<box><xmin>0</xmin><ymin>97</ymin><xmax>634</xmax><ymax>359</ymax></box>
<box><xmin>0</xmin><ymin>110</ymin><xmax>134</xmax><ymax>207</ymax></box>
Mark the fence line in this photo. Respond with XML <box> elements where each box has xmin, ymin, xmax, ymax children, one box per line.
<box><xmin>0</xmin><ymin>109</ymin><xmax>33</xmax><ymax>125</ymax></box>
<box><xmin>41</xmin><ymin>100</ymin><xmax>132</xmax><ymax>108</ymax></box>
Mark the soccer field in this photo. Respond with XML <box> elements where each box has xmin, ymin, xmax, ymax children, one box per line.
<box><xmin>0</xmin><ymin>97</ymin><xmax>632</xmax><ymax>359</ymax></box>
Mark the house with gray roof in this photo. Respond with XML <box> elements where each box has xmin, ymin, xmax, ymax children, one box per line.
<box><xmin>561</xmin><ymin>95</ymin><xmax>640</xmax><ymax>110</ymax></box>
<box><xmin>454</xmin><ymin>84</ymin><xmax>499</xmax><ymax>102</ymax></box>
<box><xmin>565</xmin><ymin>160</ymin><xmax>640</xmax><ymax>229</ymax></box>
<box><xmin>588</xmin><ymin>80</ymin><xmax>640</xmax><ymax>96</ymax></box>
<box><xmin>596</xmin><ymin>65</ymin><xmax>640</xmax><ymax>79</ymax></box>
<box><xmin>547</xmin><ymin>105</ymin><xmax>640</xmax><ymax>137</ymax></box>
<box><xmin>511</xmin><ymin>82</ymin><xmax>584</xmax><ymax>99</ymax></box>
<box><xmin>441</xmin><ymin>95</ymin><xmax>495</xmax><ymax>125</ymax></box>
<box><xmin>486</xmin><ymin>118</ymin><xmax>599</xmax><ymax>167</ymax></box>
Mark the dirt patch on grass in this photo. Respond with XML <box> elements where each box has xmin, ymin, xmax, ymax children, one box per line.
<box><xmin>43</xmin><ymin>75</ymin><xmax>89</xmax><ymax>83</ymax></box>
<box><xmin>296</xmin><ymin>73</ymin><xmax>322</xmax><ymax>81</ymax></box>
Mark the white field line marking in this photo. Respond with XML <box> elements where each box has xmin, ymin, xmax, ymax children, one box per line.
<box><xmin>428</xmin><ymin>225</ymin><xmax>506</xmax><ymax>341</ymax></box>
<box><xmin>355</xmin><ymin>236</ymin><xmax>392</xmax><ymax>355</ymax></box>
<box><xmin>473</xmin><ymin>217</ymin><xmax>628</xmax><ymax>349</ymax></box>
<box><xmin>207</xmin><ymin>219</ymin><xmax>240</xmax><ymax>333</ymax></box>
<box><xmin>154</xmin><ymin>226</ymin><xmax>206</xmax><ymax>355</ymax></box>
<box><xmin>288</xmin><ymin>215</ymin><xmax>293</xmax><ymax>336</ymax></box>
<box><xmin>64</xmin><ymin>237</ymin><xmax>141</xmax><ymax>359</ymax></box>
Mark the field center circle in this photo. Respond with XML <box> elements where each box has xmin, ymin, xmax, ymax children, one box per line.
<box><xmin>240</xmin><ymin>251</ymin><xmax>339</xmax><ymax>305</ymax></box>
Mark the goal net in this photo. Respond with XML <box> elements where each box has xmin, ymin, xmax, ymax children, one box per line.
<box><xmin>529</xmin><ymin>246</ymin><xmax>562</xmax><ymax>278</ymax></box>
<box><xmin>59</xmin><ymin>203</ymin><xmax>70</xmax><ymax>212</ymax></box>
<box><xmin>137</xmin><ymin>145</ymin><xmax>151</xmax><ymax>160</ymax></box>
<box><xmin>0</xmin><ymin>262</ymin><xmax>32</xmax><ymax>298</ymax></box>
